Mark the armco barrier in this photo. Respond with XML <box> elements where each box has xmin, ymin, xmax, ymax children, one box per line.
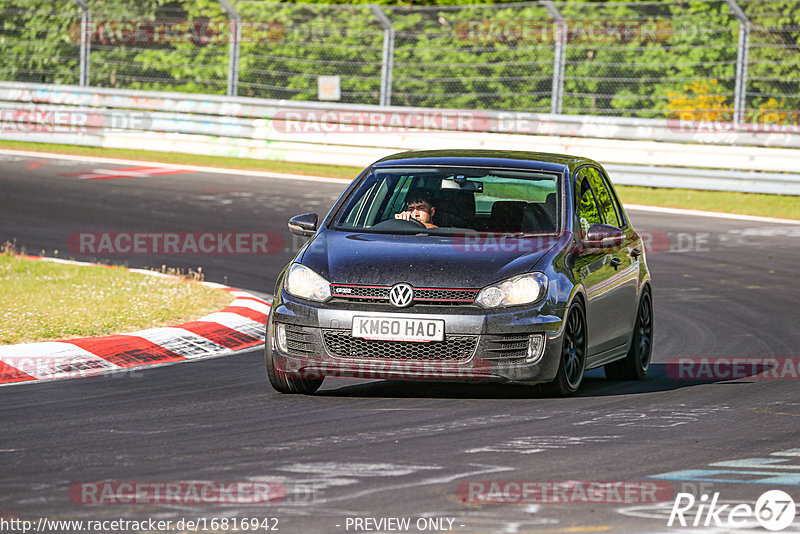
<box><xmin>1</xmin><ymin>82</ymin><xmax>799</xmax><ymax>195</ymax></box>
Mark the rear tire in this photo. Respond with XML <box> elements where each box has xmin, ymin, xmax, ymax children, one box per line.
<box><xmin>542</xmin><ymin>301</ymin><xmax>587</xmax><ymax>397</ymax></box>
<box><xmin>605</xmin><ymin>289</ymin><xmax>653</xmax><ymax>381</ymax></box>
<box><xmin>265</xmin><ymin>318</ymin><xmax>323</xmax><ymax>394</ymax></box>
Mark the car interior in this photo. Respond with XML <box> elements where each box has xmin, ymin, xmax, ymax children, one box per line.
<box><xmin>482</xmin><ymin>194</ymin><xmax>557</xmax><ymax>233</ymax></box>
<box><xmin>429</xmin><ymin>190</ymin><xmax>557</xmax><ymax>233</ymax></box>
<box><xmin>335</xmin><ymin>168</ymin><xmax>559</xmax><ymax>235</ymax></box>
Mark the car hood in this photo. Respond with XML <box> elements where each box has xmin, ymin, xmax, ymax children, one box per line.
<box><xmin>300</xmin><ymin>229</ymin><xmax>559</xmax><ymax>288</ymax></box>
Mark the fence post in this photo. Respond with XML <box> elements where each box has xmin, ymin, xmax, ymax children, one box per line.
<box><xmin>217</xmin><ymin>0</ymin><xmax>241</xmax><ymax>97</ymax></box>
<box><xmin>724</xmin><ymin>0</ymin><xmax>750</xmax><ymax>124</ymax></box>
<box><xmin>73</xmin><ymin>0</ymin><xmax>91</xmax><ymax>86</ymax></box>
<box><xmin>542</xmin><ymin>0</ymin><xmax>566</xmax><ymax>114</ymax></box>
<box><xmin>370</xmin><ymin>4</ymin><xmax>394</xmax><ymax>107</ymax></box>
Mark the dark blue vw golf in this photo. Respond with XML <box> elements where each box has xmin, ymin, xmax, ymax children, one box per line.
<box><xmin>266</xmin><ymin>150</ymin><xmax>653</xmax><ymax>396</ymax></box>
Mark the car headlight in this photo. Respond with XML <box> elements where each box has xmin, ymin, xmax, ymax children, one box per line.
<box><xmin>475</xmin><ymin>272</ymin><xmax>548</xmax><ymax>308</ymax></box>
<box><xmin>284</xmin><ymin>263</ymin><xmax>331</xmax><ymax>302</ymax></box>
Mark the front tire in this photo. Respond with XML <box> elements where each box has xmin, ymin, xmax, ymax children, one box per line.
<box><xmin>265</xmin><ymin>317</ymin><xmax>323</xmax><ymax>394</ymax></box>
<box><xmin>605</xmin><ymin>289</ymin><xmax>653</xmax><ymax>381</ymax></box>
<box><xmin>542</xmin><ymin>301</ymin><xmax>587</xmax><ymax>397</ymax></box>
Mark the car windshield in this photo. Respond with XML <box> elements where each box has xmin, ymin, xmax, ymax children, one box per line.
<box><xmin>332</xmin><ymin>166</ymin><xmax>561</xmax><ymax>235</ymax></box>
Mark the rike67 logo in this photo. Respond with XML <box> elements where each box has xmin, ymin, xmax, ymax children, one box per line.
<box><xmin>668</xmin><ymin>490</ymin><xmax>796</xmax><ymax>531</ymax></box>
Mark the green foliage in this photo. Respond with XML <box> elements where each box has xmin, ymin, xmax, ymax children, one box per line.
<box><xmin>738</xmin><ymin>0</ymin><xmax>800</xmax><ymax>110</ymax></box>
<box><xmin>0</xmin><ymin>0</ymin><xmax>81</xmax><ymax>84</ymax></box>
<box><xmin>0</xmin><ymin>0</ymin><xmax>797</xmax><ymax>115</ymax></box>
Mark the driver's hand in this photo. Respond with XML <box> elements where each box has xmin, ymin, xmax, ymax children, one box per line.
<box><xmin>395</xmin><ymin>211</ymin><xmax>413</xmax><ymax>221</ymax></box>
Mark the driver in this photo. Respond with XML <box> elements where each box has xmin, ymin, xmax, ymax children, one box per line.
<box><xmin>394</xmin><ymin>189</ymin><xmax>438</xmax><ymax>228</ymax></box>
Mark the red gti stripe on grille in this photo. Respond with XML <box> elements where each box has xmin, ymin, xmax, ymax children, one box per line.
<box><xmin>414</xmin><ymin>287</ymin><xmax>480</xmax><ymax>292</ymax></box>
<box><xmin>334</xmin><ymin>294</ymin><xmax>389</xmax><ymax>299</ymax></box>
<box><xmin>415</xmin><ymin>298</ymin><xmax>475</xmax><ymax>302</ymax></box>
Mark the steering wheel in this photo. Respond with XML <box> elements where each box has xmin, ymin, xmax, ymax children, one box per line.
<box><xmin>370</xmin><ymin>217</ymin><xmax>427</xmax><ymax>232</ymax></box>
<box><xmin>407</xmin><ymin>217</ymin><xmax>426</xmax><ymax>228</ymax></box>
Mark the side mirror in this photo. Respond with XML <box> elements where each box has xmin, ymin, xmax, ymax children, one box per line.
<box><xmin>288</xmin><ymin>213</ymin><xmax>319</xmax><ymax>237</ymax></box>
<box><xmin>584</xmin><ymin>223</ymin><xmax>624</xmax><ymax>249</ymax></box>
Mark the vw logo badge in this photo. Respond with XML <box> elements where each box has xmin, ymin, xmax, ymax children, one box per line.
<box><xmin>389</xmin><ymin>283</ymin><xmax>414</xmax><ymax>308</ymax></box>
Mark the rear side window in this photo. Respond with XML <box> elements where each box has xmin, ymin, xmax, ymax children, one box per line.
<box><xmin>586</xmin><ymin>167</ymin><xmax>623</xmax><ymax>228</ymax></box>
<box><xmin>575</xmin><ymin>170</ymin><xmax>602</xmax><ymax>232</ymax></box>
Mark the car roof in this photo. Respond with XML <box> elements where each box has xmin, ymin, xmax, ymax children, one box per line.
<box><xmin>372</xmin><ymin>149</ymin><xmax>596</xmax><ymax>173</ymax></box>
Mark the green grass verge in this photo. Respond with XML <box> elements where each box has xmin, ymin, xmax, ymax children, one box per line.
<box><xmin>0</xmin><ymin>253</ymin><xmax>234</xmax><ymax>344</ymax></box>
<box><xmin>1</xmin><ymin>139</ymin><xmax>797</xmax><ymax>220</ymax></box>
<box><xmin>615</xmin><ymin>185</ymin><xmax>800</xmax><ymax>220</ymax></box>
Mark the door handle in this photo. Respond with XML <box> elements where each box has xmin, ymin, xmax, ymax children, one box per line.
<box><xmin>630</xmin><ymin>247</ymin><xmax>642</xmax><ymax>258</ymax></box>
<box><xmin>610</xmin><ymin>257</ymin><xmax>622</xmax><ymax>269</ymax></box>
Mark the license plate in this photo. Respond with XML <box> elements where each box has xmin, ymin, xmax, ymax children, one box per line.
<box><xmin>351</xmin><ymin>316</ymin><xmax>445</xmax><ymax>342</ymax></box>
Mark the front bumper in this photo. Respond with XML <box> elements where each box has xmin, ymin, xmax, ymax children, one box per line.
<box><xmin>270</xmin><ymin>296</ymin><xmax>566</xmax><ymax>384</ymax></box>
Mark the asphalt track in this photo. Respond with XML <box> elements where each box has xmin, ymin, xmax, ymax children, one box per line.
<box><xmin>1</xmin><ymin>151</ymin><xmax>799</xmax><ymax>533</ymax></box>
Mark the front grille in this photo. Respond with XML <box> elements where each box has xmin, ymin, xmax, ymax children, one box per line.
<box><xmin>415</xmin><ymin>288</ymin><xmax>478</xmax><ymax>302</ymax></box>
<box><xmin>482</xmin><ymin>334</ymin><xmax>530</xmax><ymax>361</ymax></box>
<box><xmin>330</xmin><ymin>284</ymin><xmax>478</xmax><ymax>306</ymax></box>
<box><xmin>322</xmin><ymin>330</ymin><xmax>477</xmax><ymax>362</ymax></box>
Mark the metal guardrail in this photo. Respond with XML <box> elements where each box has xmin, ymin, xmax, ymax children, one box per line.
<box><xmin>2</xmin><ymin>82</ymin><xmax>798</xmax><ymax>149</ymax></box>
<box><xmin>605</xmin><ymin>165</ymin><xmax>800</xmax><ymax>196</ymax></box>
<box><xmin>1</xmin><ymin>82</ymin><xmax>799</xmax><ymax>195</ymax></box>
